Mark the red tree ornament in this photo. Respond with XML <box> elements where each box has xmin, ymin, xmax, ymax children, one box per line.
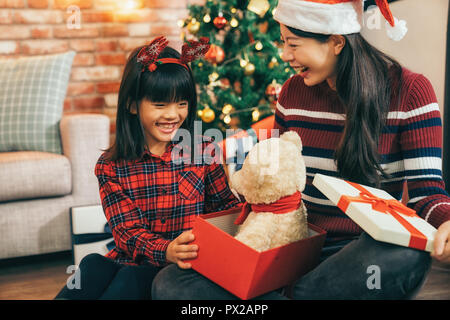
<box><xmin>204</xmin><ymin>44</ymin><xmax>225</xmax><ymax>64</ymax></box>
<box><xmin>265</xmin><ymin>81</ymin><xmax>282</xmax><ymax>102</ymax></box>
<box><xmin>213</xmin><ymin>15</ymin><xmax>227</xmax><ymax>29</ymax></box>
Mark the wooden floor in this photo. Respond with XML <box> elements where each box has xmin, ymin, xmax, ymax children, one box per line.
<box><xmin>0</xmin><ymin>251</ymin><xmax>449</xmax><ymax>300</ymax></box>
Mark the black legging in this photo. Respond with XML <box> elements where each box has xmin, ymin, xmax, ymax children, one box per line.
<box><xmin>55</xmin><ymin>253</ymin><xmax>161</xmax><ymax>300</ymax></box>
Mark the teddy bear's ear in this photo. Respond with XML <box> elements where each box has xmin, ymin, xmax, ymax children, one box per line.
<box><xmin>280</xmin><ymin>131</ymin><xmax>302</xmax><ymax>152</ymax></box>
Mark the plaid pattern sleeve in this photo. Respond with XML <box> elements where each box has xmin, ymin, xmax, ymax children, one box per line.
<box><xmin>95</xmin><ymin>154</ymin><xmax>171</xmax><ymax>267</ymax></box>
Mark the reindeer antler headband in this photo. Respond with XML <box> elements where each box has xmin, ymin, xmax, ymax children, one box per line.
<box><xmin>137</xmin><ymin>36</ymin><xmax>211</xmax><ymax>72</ymax></box>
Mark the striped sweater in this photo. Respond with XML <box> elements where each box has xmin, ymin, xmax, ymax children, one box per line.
<box><xmin>274</xmin><ymin>68</ymin><xmax>450</xmax><ymax>239</ymax></box>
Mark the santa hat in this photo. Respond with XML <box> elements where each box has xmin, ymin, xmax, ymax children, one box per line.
<box><xmin>274</xmin><ymin>0</ymin><xmax>408</xmax><ymax>41</ymax></box>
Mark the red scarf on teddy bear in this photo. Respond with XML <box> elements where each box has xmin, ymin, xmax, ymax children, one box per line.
<box><xmin>234</xmin><ymin>191</ymin><xmax>302</xmax><ymax>225</ymax></box>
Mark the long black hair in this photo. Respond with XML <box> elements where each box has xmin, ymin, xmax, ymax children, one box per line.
<box><xmin>106</xmin><ymin>46</ymin><xmax>198</xmax><ymax>161</ymax></box>
<box><xmin>287</xmin><ymin>26</ymin><xmax>402</xmax><ymax>187</ymax></box>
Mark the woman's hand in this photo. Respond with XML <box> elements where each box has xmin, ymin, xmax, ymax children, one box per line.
<box><xmin>166</xmin><ymin>230</ymin><xmax>198</xmax><ymax>269</ymax></box>
<box><xmin>431</xmin><ymin>220</ymin><xmax>450</xmax><ymax>264</ymax></box>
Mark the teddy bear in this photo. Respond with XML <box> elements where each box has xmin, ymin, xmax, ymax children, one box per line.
<box><xmin>230</xmin><ymin>131</ymin><xmax>309</xmax><ymax>252</ymax></box>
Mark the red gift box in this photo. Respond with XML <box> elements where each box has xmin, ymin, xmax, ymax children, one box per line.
<box><xmin>190</xmin><ymin>206</ymin><xmax>327</xmax><ymax>300</ymax></box>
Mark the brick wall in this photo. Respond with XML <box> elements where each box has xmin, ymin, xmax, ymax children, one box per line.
<box><xmin>0</xmin><ymin>0</ymin><xmax>203</xmax><ymax>133</ymax></box>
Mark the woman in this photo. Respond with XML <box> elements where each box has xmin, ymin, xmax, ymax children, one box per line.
<box><xmin>151</xmin><ymin>0</ymin><xmax>450</xmax><ymax>299</ymax></box>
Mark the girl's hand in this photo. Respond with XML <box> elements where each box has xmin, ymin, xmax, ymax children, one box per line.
<box><xmin>431</xmin><ymin>220</ymin><xmax>450</xmax><ymax>264</ymax></box>
<box><xmin>166</xmin><ymin>230</ymin><xmax>198</xmax><ymax>269</ymax></box>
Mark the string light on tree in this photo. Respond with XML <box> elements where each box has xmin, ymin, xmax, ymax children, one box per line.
<box><xmin>223</xmin><ymin>114</ymin><xmax>232</xmax><ymax>124</ymax></box>
<box><xmin>203</xmin><ymin>13</ymin><xmax>211</xmax><ymax>23</ymax></box>
<box><xmin>222</xmin><ymin>104</ymin><xmax>234</xmax><ymax>114</ymax></box>
<box><xmin>252</xmin><ymin>109</ymin><xmax>260</xmax><ymax>122</ymax></box>
<box><xmin>205</xmin><ymin>44</ymin><xmax>225</xmax><ymax>64</ymax></box>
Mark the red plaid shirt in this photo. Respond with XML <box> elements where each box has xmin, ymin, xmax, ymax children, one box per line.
<box><xmin>95</xmin><ymin>139</ymin><xmax>240</xmax><ymax>267</ymax></box>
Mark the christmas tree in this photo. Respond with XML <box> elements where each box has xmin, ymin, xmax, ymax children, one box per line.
<box><xmin>180</xmin><ymin>0</ymin><xmax>294</xmax><ymax>135</ymax></box>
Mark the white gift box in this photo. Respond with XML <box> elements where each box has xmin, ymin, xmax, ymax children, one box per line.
<box><xmin>312</xmin><ymin>174</ymin><xmax>436</xmax><ymax>252</ymax></box>
<box><xmin>70</xmin><ymin>205</ymin><xmax>113</xmax><ymax>265</ymax></box>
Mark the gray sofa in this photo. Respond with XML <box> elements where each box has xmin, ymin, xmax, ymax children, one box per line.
<box><xmin>0</xmin><ymin>114</ymin><xmax>110</xmax><ymax>260</ymax></box>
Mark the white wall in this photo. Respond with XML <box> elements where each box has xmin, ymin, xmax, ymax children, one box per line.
<box><xmin>361</xmin><ymin>0</ymin><xmax>449</xmax><ymax>115</ymax></box>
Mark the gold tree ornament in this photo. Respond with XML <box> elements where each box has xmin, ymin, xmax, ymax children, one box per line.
<box><xmin>248</xmin><ymin>0</ymin><xmax>270</xmax><ymax>17</ymax></box>
<box><xmin>244</xmin><ymin>62</ymin><xmax>255</xmax><ymax>76</ymax></box>
<box><xmin>201</xmin><ymin>107</ymin><xmax>216</xmax><ymax>123</ymax></box>
<box><xmin>187</xmin><ymin>19</ymin><xmax>200</xmax><ymax>34</ymax></box>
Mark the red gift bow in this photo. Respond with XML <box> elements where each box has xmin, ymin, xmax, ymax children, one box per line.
<box><xmin>337</xmin><ymin>180</ymin><xmax>428</xmax><ymax>251</ymax></box>
<box><xmin>234</xmin><ymin>191</ymin><xmax>302</xmax><ymax>225</ymax></box>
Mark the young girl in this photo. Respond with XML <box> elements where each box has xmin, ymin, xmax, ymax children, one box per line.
<box><xmin>152</xmin><ymin>0</ymin><xmax>450</xmax><ymax>300</ymax></box>
<box><xmin>55</xmin><ymin>36</ymin><xmax>239</xmax><ymax>300</ymax></box>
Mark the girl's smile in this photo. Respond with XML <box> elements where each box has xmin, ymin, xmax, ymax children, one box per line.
<box><xmin>156</xmin><ymin>121</ymin><xmax>180</xmax><ymax>134</ymax></box>
<box><xmin>132</xmin><ymin>99</ymin><xmax>189</xmax><ymax>155</ymax></box>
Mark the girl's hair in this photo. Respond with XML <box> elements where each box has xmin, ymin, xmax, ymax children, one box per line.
<box><xmin>287</xmin><ymin>26</ymin><xmax>402</xmax><ymax>187</ymax></box>
<box><xmin>105</xmin><ymin>46</ymin><xmax>198</xmax><ymax>161</ymax></box>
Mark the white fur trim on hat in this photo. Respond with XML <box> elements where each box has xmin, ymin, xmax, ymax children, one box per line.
<box><xmin>386</xmin><ymin>16</ymin><xmax>408</xmax><ymax>41</ymax></box>
<box><xmin>274</xmin><ymin>0</ymin><xmax>364</xmax><ymax>35</ymax></box>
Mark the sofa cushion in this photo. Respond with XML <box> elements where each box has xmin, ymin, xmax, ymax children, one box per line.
<box><xmin>0</xmin><ymin>51</ymin><xmax>75</xmax><ymax>154</ymax></box>
<box><xmin>0</xmin><ymin>151</ymin><xmax>72</xmax><ymax>202</ymax></box>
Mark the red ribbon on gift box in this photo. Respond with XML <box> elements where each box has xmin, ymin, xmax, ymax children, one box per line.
<box><xmin>337</xmin><ymin>181</ymin><xmax>428</xmax><ymax>251</ymax></box>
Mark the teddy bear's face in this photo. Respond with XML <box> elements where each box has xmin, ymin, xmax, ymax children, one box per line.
<box><xmin>231</xmin><ymin>131</ymin><xmax>306</xmax><ymax>204</ymax></box>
